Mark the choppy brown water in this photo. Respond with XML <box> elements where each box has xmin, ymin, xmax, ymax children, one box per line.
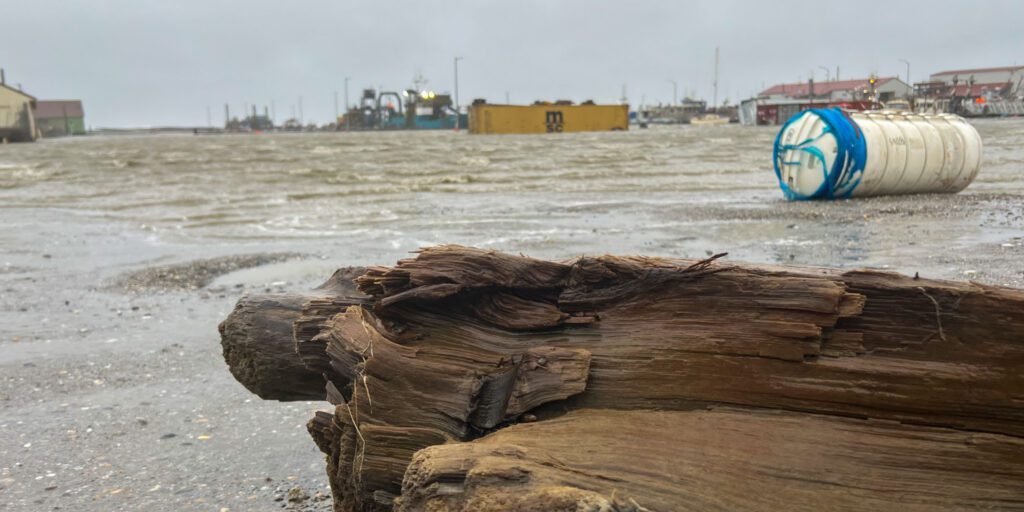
<box><xmin>2</xmin><ymin>121</ymin><xmax>1023</xmax><ymax>276</ymax></box>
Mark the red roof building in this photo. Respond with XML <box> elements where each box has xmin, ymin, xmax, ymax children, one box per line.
<box><xmin>33</xmin><ymin>100</ymin><xmax>84</xmax><ymax>120</ymax></box>
<box><xmin>32</xmin><ymin>100</ymin><xmax>86</xmax><ymax>136</ymax></box>
<box><xmin>928</xmin><ymin>66</ymin><xmax>1024</xmax><ymax>99</ymax></box>
<box><xmin>758</xmin><ymin>77</ymin><xmax>911</xmax><ymax>103</ymax></box>
<box><xmin>950</xmin><ymin>83</ymin><xmax>1011</xmax><ymax>97</ymax></box>
<box><xmin>931</xmin><ymin>65</ymin><xmax>1024</xmax><ymax>81</ymax></box>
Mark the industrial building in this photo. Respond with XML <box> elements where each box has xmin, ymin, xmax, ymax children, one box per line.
<box><xmin>914</xmin><ymin>66</ymin><xmax>1024</xmax><ymax>116</ymax></box>
<box><xmin>930</xmin><ymin>65</ymin><xmax>1024</xmax><ymax>88</ymax></box>
<box><xmin>0</xmin><ymin>70</ymin><xmax>38</xmax><ymax>142</ymax></box>
<box><xmin>758</xmin><ymin>77</ymin><xmax>911</xmax><ymax>103</ymax></box>
<box><xmin>225</xmin><ymin>105</ymin><xmax>274</xmax><ymax>132</ymax></box>
<box><xmin>340</xmin><ymin>88</ymin><xmax>466</xmax><ymax>131</ymax></box>
<box><xmin>739</xmin><ymin>77</ymin><xmax>910</xmax><ymax>125</ymax></box>
<box><xmin>34</xmin><ymin>100</ymin><xmax>86</xmax><ymax>136</ymax></box>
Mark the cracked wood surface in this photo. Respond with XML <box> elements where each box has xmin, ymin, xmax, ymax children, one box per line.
<box><xmin>218</xmin><ymin>267</ymin><xmax>367</xmax><ymax>401</ymax></box>
<box><xmin>399</xmin><ymin>408</ymin><xmax>1024</xmax><ymax>512</ymax></box>
<box><xmin>217</xmin><ymin>246</ymin><xmax>1024</xmax><ymax>511</ymax></box>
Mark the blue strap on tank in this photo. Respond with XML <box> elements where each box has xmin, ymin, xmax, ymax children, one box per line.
<box><xmin>772</xmin><ymin>107</ymin><xmax>867</xmax><ymax>200</ymax></box>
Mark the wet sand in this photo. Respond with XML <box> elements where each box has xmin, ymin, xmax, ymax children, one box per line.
<box><xmin>1</xmin><ymin>122</ymin><xmax>1022</xmax><ymax>511</ymax></box>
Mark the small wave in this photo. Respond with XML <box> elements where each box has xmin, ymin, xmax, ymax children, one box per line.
<box><xmin>456</xmin><ymin>156</ymin><xmax>491</xmax><ymax>166</ymax></box>
<box><xmin>111</xmin><ymin>159</ymin><xmax>143</xmax><ymax>168</ymax></box>
<box><xmin>0</xmin><ymin>165</ymin><xmax>53</xmax><ymax>188</ymax></box>
<box><xmin>311</xmin><ymin>145</ymin><xmax>343</xmax><ymax>155</ymax></box>
<box><xmin>439</xmin><ymin>174</ymin><xmax>475</xmax><ymax>184</ymax></box>
<box><xmin>765</xmin><ymin>238</ymin><xmax>824</xmax><ymax>247</ymax></box>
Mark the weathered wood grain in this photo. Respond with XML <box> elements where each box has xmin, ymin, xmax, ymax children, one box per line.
<box><xmin>399</xmin><ymin>408</ymin><xmax>1024</xmax><ymax>511</ymax></box>
<box><xmin>295</xmin><ymin>246</ymin><xmax>1024</xmax><ymax>510</ymax></box>
<box><xmin>218</xmin><ymin>266</ymin><xmax>366</xmax><ymax>401</ymax></box>
<box><xmin>217</xmin><ymin>247</ymin><xmax>1024</xmax><ymax>511</ymax></box>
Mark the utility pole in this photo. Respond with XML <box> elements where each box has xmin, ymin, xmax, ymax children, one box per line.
<box><xmin>713</xmin><ymin>47</ymin><xmax>720</xmax><ymax>109</ymax></box>
<box><xmin>667</xmin><ymin>79</ymin><xmax>678</xmax><ymax>105</ymax></box>
<box><xmin>334</xmin><ymin>91</ymin><xmax>339</xmax><ymax>120</ymax></box>
<box><xmin>818</xmin><ymin>66</ymin><xmax>831</xmax><ymax>82</ymax></box>
<box><xmin>344</xmin><ymin>77</ymin><xmax>351</xmax><ymax>131</ymax></box>
<box><xmin>454</xmin><ymin>56</ymin><xmax>464</xmax><ymax>131</ymax></box>
<box><xmin>899</xmin><ymin>59</ymin><xmax>911</xmax><ymax>87</ymax></box>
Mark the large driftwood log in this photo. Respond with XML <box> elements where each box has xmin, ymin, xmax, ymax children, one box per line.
<box><xmin>398</xmin><ymin>408</ymin><xmax>1024</xmax><ymax>511</ymax></box>
<box><xmin>219</xmin><ymin>246</ymin><xmax>1024</xmax><ymax>511</ymax></box>
<box><xmin>218</xmin><ymin>267</ymin><xmax>366</xmax><ymax>401</ymax></box>
<box><xmin>316</xmin><ymin>247</ymin><xmax>1024</xmax><ymax>510</ymax></box>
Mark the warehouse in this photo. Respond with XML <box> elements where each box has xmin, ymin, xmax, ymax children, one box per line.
<box><xmin>758</xmin><ymin>77</ymin><xmax>911</xmax><ymax>103</ymax></box>
<box><xmin>930</xmin><ymin>65</ymin><xmax>1024</xmax><ymax>89</ymax></box>
<box><xmin>739</xmin><ymin>77</ymin><xmax>910</xmax><ymax>125</ymax></box>
<box><xmin>915</xmin><ymin>66</ymin><xmax>1024</xmax><ymax>116</ymax></box>
<box><xmin>34</xmin><ymin>100</ymin><xmax>86</xmax><ymax>136</ymax></box>
<box><xmin>0</xmin><ymin>71</ymin><xmax>38</xmax><ymax>143</ymax></box>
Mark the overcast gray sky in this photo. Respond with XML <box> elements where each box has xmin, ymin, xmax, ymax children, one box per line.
<box><xmin>2</xmin><ymin>0</ymin><xmax>1021</xmax><ymax>127</ymax></box>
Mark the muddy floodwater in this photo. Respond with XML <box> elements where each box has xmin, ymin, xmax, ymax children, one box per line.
<box><xmin>2</xmin><ymin>121</ymin><xmax>1023</xmax><ymax>511</ymax></box>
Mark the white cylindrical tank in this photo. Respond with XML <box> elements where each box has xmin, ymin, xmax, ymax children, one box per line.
<box><xmin>772</xmin><ymin>108</ymin><xmax>982</xmax><ymax>200</ymax></box>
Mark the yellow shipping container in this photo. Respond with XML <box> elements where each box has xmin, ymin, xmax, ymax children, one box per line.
<box><xmin>468</xmin><ymin>103</ymin><xmax>628</xmax><ymax>134</ymax></box>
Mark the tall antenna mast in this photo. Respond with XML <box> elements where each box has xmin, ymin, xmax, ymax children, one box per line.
<box><xmin>713</xmin><ymin>47</ymin><xmax>720</xmax><ymax>109</ymax></box>
<box><xmin>412</xmin><ymin>70</ymin><xmax>427</xmax><ymax>92</ymax></box>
